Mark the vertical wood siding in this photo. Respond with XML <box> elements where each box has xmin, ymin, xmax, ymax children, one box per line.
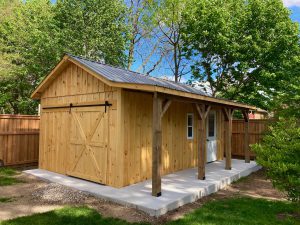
<box><xmin>39</xmin><ymin>63</ymin><xmax>122</xmax><ymax>187</ymax></box>
<box><xmin>121</xmin><ymin>90</ymin><xmax>225</xmax><ymax>186</ymax></box>
<box><xmin>0</xmin><ymin>114</ymin><xmax>39</xmax><ymax>166</ymax></box>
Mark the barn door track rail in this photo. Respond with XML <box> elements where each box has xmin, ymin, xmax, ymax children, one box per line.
<box><xmin>42</xmin><ymin>101</ymin><xmax>112</xmax><ymax>113</ymax></box>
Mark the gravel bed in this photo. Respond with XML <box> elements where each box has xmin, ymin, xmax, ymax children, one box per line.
<box><xmin>32</xmin><ymin>183</ymin><xmax>90</xmax><ymax>204</ymax></box>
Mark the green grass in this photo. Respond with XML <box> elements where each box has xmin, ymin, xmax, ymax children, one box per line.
<box><xmin>0</xmin><ymin>168</ymin><xmax>22</xmax><ymax>186</ymax></box>
<box><xmin>0</xmin><ymin>197</ymin><xmax>12</xmax><ymax>203</ymax></box>
<box><xmin>0</xmin><ymin>168</ymin><xmax>18</xmax><ymax>177</ymax></box>
<box><xmin>168</xmin><ymin>197</ymin><xmax>300</xmax><ymax>225</ymax></box>
<box><xmin>0</xmin><ymin>206</ymin><xmax>148</xmax><ymax>225</ymax></box>
<box><xmin>0</xmin><ymin>198</ymin><xmax>299</xmax><ymax>225</ymax></box>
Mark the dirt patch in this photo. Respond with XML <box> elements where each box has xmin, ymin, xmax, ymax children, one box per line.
<box><xmin>277</xmin><ymin>212</ymin><xmax>300</xmax><ymax>221</ymax></box>
<box><xmin>0</xmin><ymin>168</ymin><xmax>288</xmax><ymax>224</ymax></box>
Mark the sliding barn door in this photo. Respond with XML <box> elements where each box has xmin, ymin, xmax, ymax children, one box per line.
<box><xmin>67</xmin><ymin>106</ymin><xmax>109</xmax><ymax>184</ymax></box>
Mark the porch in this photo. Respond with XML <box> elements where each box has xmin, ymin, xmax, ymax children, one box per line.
<box><xmin>25</xmin><ymin>159</ymin><xmax>261</xmax><ymax>217</ymax></box>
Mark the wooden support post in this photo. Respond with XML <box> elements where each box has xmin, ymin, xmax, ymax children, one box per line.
<box><xmin>195</xmin><ymin>104</ymin><xmax>211</xmax><ymax>180</ymax></box>
<box><xmin>222</xmin><ymin>108</ymin><xmax>234</xmax><ymax>170</ymax></box>
<box><xmin>152</xmin><ymin>92</ymin><xmax>163</xmax><ymax>197</ymax></box>
<box><xmin>242</xmin><ymin>110</ymin><xmax>250</xmax><ymax>163</ymax></box>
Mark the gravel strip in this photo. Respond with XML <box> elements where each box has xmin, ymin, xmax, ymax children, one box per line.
<box><xmin>32</xmin><ymin>183</ymin><xmax>90</xmax><ymax>204</ymax></box>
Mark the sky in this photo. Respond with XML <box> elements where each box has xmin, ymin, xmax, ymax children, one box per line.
<box><xmin>50</xmin><ymin>0</ymin><xmax>300</xmax><ymax>79</ymax></box>
<box><xmin>284</xmin><ymin>0</ymin><xmax>300</xmax><ymax>22</ymax></box>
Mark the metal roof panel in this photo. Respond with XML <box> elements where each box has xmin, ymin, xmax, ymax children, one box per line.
<box><xmin>69</xmin><ymin>55</ymin><xmax>211</xmax><ymax>97</ymax></box>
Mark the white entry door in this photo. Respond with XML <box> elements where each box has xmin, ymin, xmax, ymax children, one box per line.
<box><xmin>207</xmin><ymin>111</ymin><xmax>217</xmax><ymax>162</ymax></box>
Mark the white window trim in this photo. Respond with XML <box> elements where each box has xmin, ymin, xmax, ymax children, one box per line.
<box><xmin>187</xmin><ymin>113</ymin><xmax>194</xmax><ymax>140</ymax></box>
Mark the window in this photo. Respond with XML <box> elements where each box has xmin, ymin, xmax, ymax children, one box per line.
<box><xmin>187</xmin><ymin>113</ymin><xmax>194</xmax><ymax>139</ymax></box>
<box><xmin>208</xmin><ymin>112</ymin><xmax>215</xmax><ymax>137</ymax></box>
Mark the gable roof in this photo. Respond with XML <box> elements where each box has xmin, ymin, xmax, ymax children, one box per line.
<box><xmin>31</xmin><ymin>54</ymin><xmax>257</xmax><ymax>110</ymax></box>
<box><xmin>69</xmin><ymin>54</ymin><xmax>211</xmax><ymax>97</ymax></box>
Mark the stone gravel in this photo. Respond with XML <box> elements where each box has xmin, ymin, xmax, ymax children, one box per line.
<box><xmin>31</xmin><ymin>183</ymin><xmax>90</xmax><ymax>204</ymax></box>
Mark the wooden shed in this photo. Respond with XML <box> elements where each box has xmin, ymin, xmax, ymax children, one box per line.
<box><xmin>32</xmin><ymin>54</ymin><xmax>256</xmax><ymax>197</ymax></box>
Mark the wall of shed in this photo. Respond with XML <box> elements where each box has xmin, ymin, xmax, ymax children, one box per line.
<box><xmin>39</xmin><ymin>63</ymin><xmax>124</xmax><ymax>187</ymax></box>
<box><xmin>121</xmin><ymin>90</ymin><xmax>225</xmax><ymax>186</ymax></box>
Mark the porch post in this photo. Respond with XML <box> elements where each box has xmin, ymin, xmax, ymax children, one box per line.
<box><xmin>222</xmin><ymin>108</ymin><xmax>234</xmax><ymax>170</ymax></box>
<box><xmin>195</xmin><ymin>104</ymin><xmax>211</xmax><ymax>180</ymax></box>
<box><xmin>152</xmin><ymin>92</ymin><xmax>163</xmax><ymax>197</ymax></box>
<box><xmin>242</xmin><ymin>110</ymin><xmax>250</xmax><ymax>163</ymax></box>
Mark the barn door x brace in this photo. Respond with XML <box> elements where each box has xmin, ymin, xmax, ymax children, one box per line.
<box><xmin>42</xmin><ymin>101</ymin><xmax>112</xmax><ymax>113</ymax></box>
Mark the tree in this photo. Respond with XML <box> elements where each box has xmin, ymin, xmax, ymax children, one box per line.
<box><xmin>151</xmin><ymin>0</ymin><xmax>190</xmax><ymax>82</ymax></box>
<box><xmin>126</xmin><ymin>0</ymin><xmax>154</xmax><ymax>70</ymax></box>
<box><xmin>183</xmin><ymin>0</ymin><xmax>299</xmax><ymax>109</ymax></box>
<box><xmin>252</xmin><ymin>118</ymin><xmax>300</xmax><ymax>202</ymax></box>
<box><xmin>0</xmin><ymin>0</ymin><xmax>57</xmax><ymax>114</ymax></box>
<box><xmin>252</xmin><ymin>53</ymin><xmax>300</xmax><ymax>202</ymax></box>
<box><xmin>0</xmin><ymin>0</ymin><xmax>128</xmax><ymax>114</ymax></box>
<box><xmin>272</xmin><ymin>56</ymin><xmax>300</xmax><ymax>118</ymax></box>
<box><xmin>125</xmin><ymin>0</ymin><xmax>168</xmax><ymax>75</ymax></box>
<box><xmin>54</xmin><ymin>0</ymin><xmax>127</xmax><ymax>66</ymax></box>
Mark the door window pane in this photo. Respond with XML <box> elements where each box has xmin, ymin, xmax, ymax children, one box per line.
<box><xmin>187</xmin><ymin>113</ymin><xmax>193</xmax><ymax>139</ymax></box>
<box><xmin>208</xmin><ymin>113</ymin><xmax>215</xmax><ymax>137</ymax></box>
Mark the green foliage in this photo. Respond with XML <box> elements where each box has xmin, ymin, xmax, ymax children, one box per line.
<box><xmin>272</xmin><ymin>56</ymin><xmax>300</xmax><ymax>118</ymax></box>
<box><xmin>252</xmin><ymin>118</ymin><xmax>300</xmax><ymax>202</ymax></box>
<box><xmin>0</xmin><ymin>0</ymin><xmax>59</xmax><ymax>114</ymax></box>
<box><xmin>183</xmin><ymin>0</ymin><xmax>300</xmax><ymax>109</ymax></box>
<box><xmin>55</xmin><ymin>0</ymin><xmax>127</xmax><ymax>66</ymax></box>
<box><xmin>0</xmin><ymin>206</ymin><xmax>148</xmax><ymax>225</ymax></box>
<box><xmin>0</xmin><ymin>0</ymin><xmax>128</xmax><ymax>114</ymax></box>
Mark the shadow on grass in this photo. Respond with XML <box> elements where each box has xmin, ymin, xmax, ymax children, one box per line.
<box><xmin>0</xmin><ymin>207</ymin><xmax>150</xmax><ymax>225</ymax></box>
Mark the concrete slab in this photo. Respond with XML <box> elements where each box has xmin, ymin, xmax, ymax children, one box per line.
<box><xmin>24</xmin><ymin>159</ymin><xmax>261</xmax><ymax>217</ymax></box>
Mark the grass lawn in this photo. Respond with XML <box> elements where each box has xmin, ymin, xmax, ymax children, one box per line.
<box><xmin>1</xmin><ymin>197</ymin><xmax>299</xmax><ymax>225</ymax></box>
<box><xmin>0</xmin><ymin>168</ymin><xmax>22</xmax><ymax>186</ymax></box>
<box><xmin>167</xmin><ymin>197</ymin><xmax>300</xmax><ymax>225</ymax></box>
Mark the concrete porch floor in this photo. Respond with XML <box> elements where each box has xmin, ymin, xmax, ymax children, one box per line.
<box><xmin>24</xmin><ymin>159</ymin><xmax>261</xmax><ymax>217</ymax></box>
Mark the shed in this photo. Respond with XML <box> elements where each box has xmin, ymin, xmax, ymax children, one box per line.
<box><xmin>32</xmin><ymin>54</ymin><xmax>256</xmax><ymax>197</ymax></box>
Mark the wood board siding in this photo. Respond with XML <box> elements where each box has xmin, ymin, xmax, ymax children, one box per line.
<box><xmin>0</xmin><ymin>114</ymin><xmax>39</xmax><ymax>166</ymax></box>
<box><xmin>231</xmin><ymin>119</ymin><xmax>268</xmax><ymax>158</ymax></box>
<box><xmin>39</xmin><ymin>63</ymin><xmax>122</xmax><ymax>187</ymax></box>
<box><xmin>121</xmin><ymin>90</ymin><xmax>224</xmax><ymax>186</ymax></box>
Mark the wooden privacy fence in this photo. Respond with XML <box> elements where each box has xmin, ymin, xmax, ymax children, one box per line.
<box><xmin>0</xmin><ymin>114</ymin><xmax>40</xmax><ymax>166</ymax></box>
<box><xmin>231</xmin><ymin>119</ymin><xmax>269</xmax><ymax>158</ymax></box>
<box><xmin>0</xmin><ymin>115</ymin><xmax>267</xmax><ymax>166</ymax></box>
